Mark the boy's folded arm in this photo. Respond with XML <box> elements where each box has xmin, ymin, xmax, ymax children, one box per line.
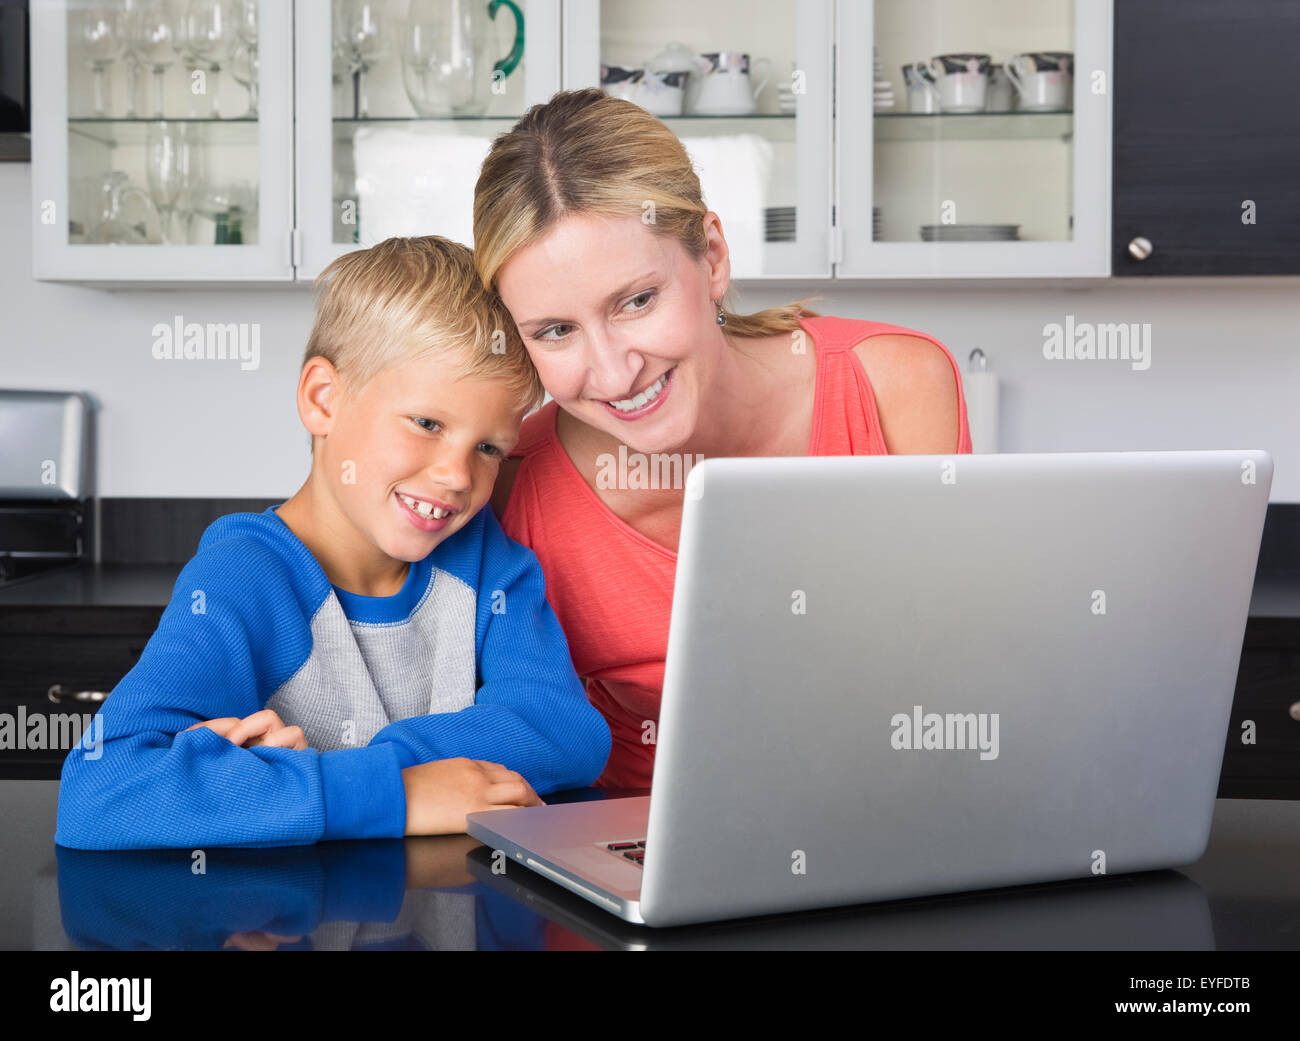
<box><xmin>56</xmin><ymin>542</ymin><xmax>407</xmax><ymax>850</ymax></box>
<box><xmin>370</xmin><ymin>513</ymin><xmax>611</xmax><ymax>794</ymax></box>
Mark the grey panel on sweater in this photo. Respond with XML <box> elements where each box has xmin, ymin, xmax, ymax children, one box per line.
<box><xmin>267</xmin><ymin>566</ymin><xmax>477</xmax><ymax>751</ymax></box>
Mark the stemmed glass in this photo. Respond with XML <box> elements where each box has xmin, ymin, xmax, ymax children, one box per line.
<box><xmin>80</xmin><ymin>4</ymin><xmax>125</xmax><ymax>117</ymax></box>
<box><xmin>230</xmin><ymin>0</ymin><xmax>259</xmax><ymax>118</ymax></box>
<box><xmin>176</xmin><ymin>122</ymin><xmax>211</xmax><ymax>242</ymax></box>
<box><xmin>146</xmin><ymin>121</ymin><xmax>184</xmax><ymax>243</ymax></box>
<box><xmin>335</xmin><ymin>0</ymin><xmax>388</xmax><ymax>119</ymax></box>
<box><xmin>127</xmin><ymin>0</ymin><xmax>177</xmax><ymax>118</ymax></box>
<box><xmin>179</xmin><ymin>0</ymin><xmax>235</xmax><ymax>118</ymax></box>
<box><xmin>230</xmin><ymin>43</ymin><xmax>258</xmax><ymax>118</ymax></box>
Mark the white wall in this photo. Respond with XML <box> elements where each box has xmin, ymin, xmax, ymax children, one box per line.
<box><xmin>4</xmin><ymin>161</ymin><xmax>1298</xmax><ymax>500</ymax></box>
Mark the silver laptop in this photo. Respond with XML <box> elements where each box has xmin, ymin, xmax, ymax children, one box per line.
<box><xmin>468</xmin><ymin>450</ymin><xmax>1273</xmax><ymax>928</ymax></box>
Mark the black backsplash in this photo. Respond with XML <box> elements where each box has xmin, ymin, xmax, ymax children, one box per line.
<box><xmin>96</xmin><ymin>498</ymin><xmax>1300</xmax><ymax>568</ymax></box>
<box><xmin>100</xmin><ymin>498</ymin><xmax>282</xmax><ymax>564</ymax></box>
<box><xmin>1257</xmin><ymin>504</ymin><xmax>1300</xmax><ymax>571</ymax></box>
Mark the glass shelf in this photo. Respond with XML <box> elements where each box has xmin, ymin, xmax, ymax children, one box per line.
<box><xmin>330</xmin><ymin>112</ymin><xmax>796</xmax><ymax>124</ymax></box>
<box><xmin>874</xmin><ymin>111</ymin><xmax>1073</xmax><ymax>142</ymax></box>
<box><xmin>68</xmin><ymin>118</ymin><xmax>258</xmax><ymax>148</ymax></box>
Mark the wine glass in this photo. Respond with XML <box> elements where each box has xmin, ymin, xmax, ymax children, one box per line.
<box><xmin>336</xmin><ymin>0</ymin><xmax>388</xmax><ymax>118</ymax></box>
<box><xmin>80</xmin><ymin>4</ymin><xmax>125</xmax><ymax>117</ymax></box>
<box><xmin>119</xmin><ymin>0</ymin><xmax>143</xmax><ymax>117</ymax></box>
<box><xmin>127</xmin><ymin>0</ymin><xmax>177</xmax><ymax>118</ymax></box>
<box><xmin>176</xmin><ymin>122</ymin><xmax>211</xmax><ymax>242</ymax></box>
<box><xmin>230</xmin><ymin>41</ymin><xmax>258</xmax><ymax>118</ymax></box>
<box><xmin>146</xmin><ymin>122</ymin><xmax>184</xmax><ymax>243</ymax></box>
<box><xmin>233</xmin><ymin>0</ymin><xmax>257</xmax><ymax>45</ymax></box>
<box><xmin>179</xmin><ymin>0</ymin><xmax>235</xmax><ymax>118</ymax></box>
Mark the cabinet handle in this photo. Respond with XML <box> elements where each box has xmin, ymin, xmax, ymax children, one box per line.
<box><xmin>47</xmin><ymin>685</ymin><xmax>108</xmax><ymax>704</ymax></box>
<box><xmin>1128</xmin><ymin>236</ymin><xmax>1153</xmax><ymax>260</ymax></box>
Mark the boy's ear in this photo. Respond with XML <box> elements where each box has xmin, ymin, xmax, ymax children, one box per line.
<box><xmin>298</xmin><ymin>356</ymin><xmax>342</xmax><ymax>438</ymax></box>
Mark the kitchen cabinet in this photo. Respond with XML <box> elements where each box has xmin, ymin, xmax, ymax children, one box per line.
<box><xmin>32</xmin><ymin>0</ymin><xmax>1118</xmax><ymax>283</ymax></box>
<box><xmin>1112</xmin><ymin>0</ymin><xmax>1300</xmax><ymax>276</ymax></box>
<box><xmin>31</xmin><ymin>0</ymin><xmax>296</xmax><ymax>281</ymax></box>
<box><xmin>1218</xmin><ymin>626</ymin><xmax>1300</xmax><ymax>799</ymax></box>
<box><xmin>561</xmin><ymin>0</ymin><xmax>833</xmax><ymax>279</ymax></box>
<box><xmin>294</xmin><ymin>0</ymin><xmax>561</xmax><ymax>280</ymax></box>
<box><xmin>0</xmin><ymin>607</ymin><xmax>157</xmax><ymax>780</ymax></box>
<box><xmin>836</xmin><ymin>0</ymin><xmax>1112</xmax><ymax>278</ymax></box>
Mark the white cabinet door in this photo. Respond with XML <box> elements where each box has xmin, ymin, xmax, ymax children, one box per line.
<box><xmin>836</xmin><ymin>0</ymin><xmax>1112</xmax><ymax>278</ymax></box>
<box><xmin>32</xmin><ymin>0</ymin><xmax>295</xmax><ymax>282</ymax></box>
<box><xmin>295</xmin><ymin>0</ymin><xmax>561</xmax><ymax>280</ymax></box>
<box><xmin>562</xmin><ymin>0</ymin><xmax>833</xmax><ymax>279</ymax></box>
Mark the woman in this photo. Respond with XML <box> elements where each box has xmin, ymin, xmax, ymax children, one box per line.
<box><xmin>475</xmin><ymin>88</ymin><xmax>972</xmax><ymax>789</ymax></box>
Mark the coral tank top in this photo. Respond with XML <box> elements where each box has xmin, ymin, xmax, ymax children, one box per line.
<box><xmin>501</xmin><ymin>315</ymin><xmax>973</xmax><ymax>788</ymax></box>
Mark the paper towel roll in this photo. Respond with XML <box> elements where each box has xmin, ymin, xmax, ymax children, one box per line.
<box><xmin>963</xmin><ymin>369</ymin><xmax>999</xmax><ymax>454</ymax></box>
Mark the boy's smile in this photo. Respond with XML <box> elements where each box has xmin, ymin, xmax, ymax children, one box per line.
<box><xmin>281</xmin><ymin>349</ymin><xmax>525</xmax><ymax>597</ymax></box>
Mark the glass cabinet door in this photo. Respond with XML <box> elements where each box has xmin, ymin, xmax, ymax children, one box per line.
<box><xmin>562</xmin><ymin>0</ymin><xmax>832</xmax><ymax>279</ymax></box>
<box><xmin>295</xmin><ymin>0</ymin><xmax>561</xmax><ymax>279</ymax></box>
<box><xmin>32</xmin><ymin>0</ymin><xmax>295</xmax><ymax>281</ymax></box>
<box><xmin>836</xmin><ymin>0</ymin><xmax>1111</xmax><ymax>278</ymax></box>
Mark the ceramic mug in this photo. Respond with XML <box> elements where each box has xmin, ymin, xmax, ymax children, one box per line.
<box><xmin>691</xmin><ymin>52</ymin><xmax>772</xmax><ymax>115</ymax></box>
<box><xmin>926</xmin><ymin>53</ymin><xmax>991</xmax><ymax>113</ymax></box>
<box><xmin>600</xmin><ymin>64</ymin><xmax>642</xmax><ymax>102</ymax></box>
<box><xmin>902</xmin><ymin>62</ymin><xmax>940</xmax><ymax>114</ymax></box>
<box><xmin>985</xmin><ymin>63</ymin><xmax>1014</xmax><ymax>112</ymax></box>
<box><xmin>1006</xmin><ymin>52</ymin><xmax>1073</xmax><ymax>111</ymax></box>
<box><xmin>634</xmin><ymin>68</ymin><xmax>688</xmax><ymax>116</ymax></box>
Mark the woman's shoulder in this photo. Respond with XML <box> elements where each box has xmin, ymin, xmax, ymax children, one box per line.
<box><xmin>806</xmin><ymin>313</ymin><xmax>965</xmax><ymax>454</ymax></box>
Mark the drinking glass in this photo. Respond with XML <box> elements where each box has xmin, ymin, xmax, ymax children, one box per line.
<box><xmin>336</xmin><ymin>0</ymin><xmax>388</xmax><ymax>118</ymax></box>
<box><xmin>80</xmin><ymin>4</ymin><xmax>125</xmax><ymax>117</ymax></box>
<box><xmin>146</xmin><ymin>121</ymin><xmax>184</xmax><ymax>243</ymax></box>
<box><xmin>127</xmin><ymin>0</ymin><xmax>177</xmax><ymax>118</ymax></box>
<box><xmin>179</xmin><ymin>0</ymin><xmax>235</xmax><ymax>118</ymax></box>
<box><xmin>176</xmin><ymin>122</ymin><xmax>211</xmax><ymax>242</ymax></box>
<box><xmin>230</xmin><ymin>41</ymin><xmax>258</xmax><ymax>117</ymax></box>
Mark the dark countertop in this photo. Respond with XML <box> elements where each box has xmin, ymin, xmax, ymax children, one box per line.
<box><xmin>2</xmin><ymin>781</ymin><xmax>1298</xmax><ymax>950</ymax></box>
<box><xmin>0</xmin><ymin>563</ymin><xmax>182</xmax><ymax>609</ymax></box>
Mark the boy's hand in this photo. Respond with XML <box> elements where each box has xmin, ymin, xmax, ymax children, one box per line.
<box><xmin>185</xmin><ymin>709</ymin><xmax>310</xmax><ymax>751</ymax></box>
<box><xmin>401</xmin><ymin>758</ymin><xmax>543</xmax><ymax>836</ymax></box>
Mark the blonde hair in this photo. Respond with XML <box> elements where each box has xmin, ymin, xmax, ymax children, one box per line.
<box><xmin>473</xmin><ymin>88</ymin><xmax>820</xmax><ymax>337</ymax></box>
<box><xmin>303</xmin><ymin>235</ymin><xmax>545</xmax><ymax>413</ymax></box>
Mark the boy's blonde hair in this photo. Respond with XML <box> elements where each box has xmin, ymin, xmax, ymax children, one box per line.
<box><xmin>473</xmin><ymin>88</ymin><xmax>820</xmax><ymax>336</ymax></box>
<box><xmin>303</xmin><ymin>235</ymin><xmax>545</xmax><ymax>413</ymax></box>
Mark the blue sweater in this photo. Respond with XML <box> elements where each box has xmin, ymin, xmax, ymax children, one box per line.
<box><xmin>56</xmin><ymin>506</ymin><xmax>611</xmax><ymax>850</ymax></box>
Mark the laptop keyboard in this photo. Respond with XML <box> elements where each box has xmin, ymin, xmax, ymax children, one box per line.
<box><xmin>600</xmin><ymin>839</ymin><xmax>647</xmax><ymax>867</ymax></box>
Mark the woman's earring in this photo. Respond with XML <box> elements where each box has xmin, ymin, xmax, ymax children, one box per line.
<box><xmin>715</xmin><ymin>300</ymin><xmax>727</xmax><ymax>326</ymax></box>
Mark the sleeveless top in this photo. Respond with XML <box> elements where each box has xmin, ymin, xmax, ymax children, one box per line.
<box><xmin>501</xmin><ymin>315</ymin><xmax>974</xmax><ymax>789</ymax></box>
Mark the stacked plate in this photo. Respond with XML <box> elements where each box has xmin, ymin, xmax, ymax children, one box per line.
<box><xmin>873</xmin><ymin>46</ymin><xmax>894</xmax><ymax>111</ymax></box>
<box><xmin>777</xmin><ymin>81</ymin><xmax>797</xmax><ymax>114</ymax></box>
<box><xmin>873</xmin><ymin>206</ymin><xmax>882</xmax><ymax>240</ymax></box>
<box><xmin>765</xmin><ymin>206</ymin><xmax>797</xmax><ymax>242</ymax></box>
<box><xmin>920</xmin><ymin>223</ymin><xmax>1020</xmax><ymax>242</ymax></box>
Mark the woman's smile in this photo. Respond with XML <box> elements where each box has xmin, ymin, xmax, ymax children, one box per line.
<box><xmin>600</xmin><ymin>365</ymin><xmax>676</xmax><ymax>420</ymax></box>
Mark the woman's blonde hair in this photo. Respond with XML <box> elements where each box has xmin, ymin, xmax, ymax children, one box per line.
<box><xmin>304</xmin><ymin>235</ymin><xmax>545</xmax><ymax>412</ymax></box>
<box><xmin>473</xmin><ymin>88</ymin><xmax>820</xmax><ymax>337</ymax></box>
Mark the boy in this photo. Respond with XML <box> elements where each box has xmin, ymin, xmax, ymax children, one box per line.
<box><xmin>56</xmin><ymin>236</ymin><xmax>611</xmax><ymax>850</ymax></box>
